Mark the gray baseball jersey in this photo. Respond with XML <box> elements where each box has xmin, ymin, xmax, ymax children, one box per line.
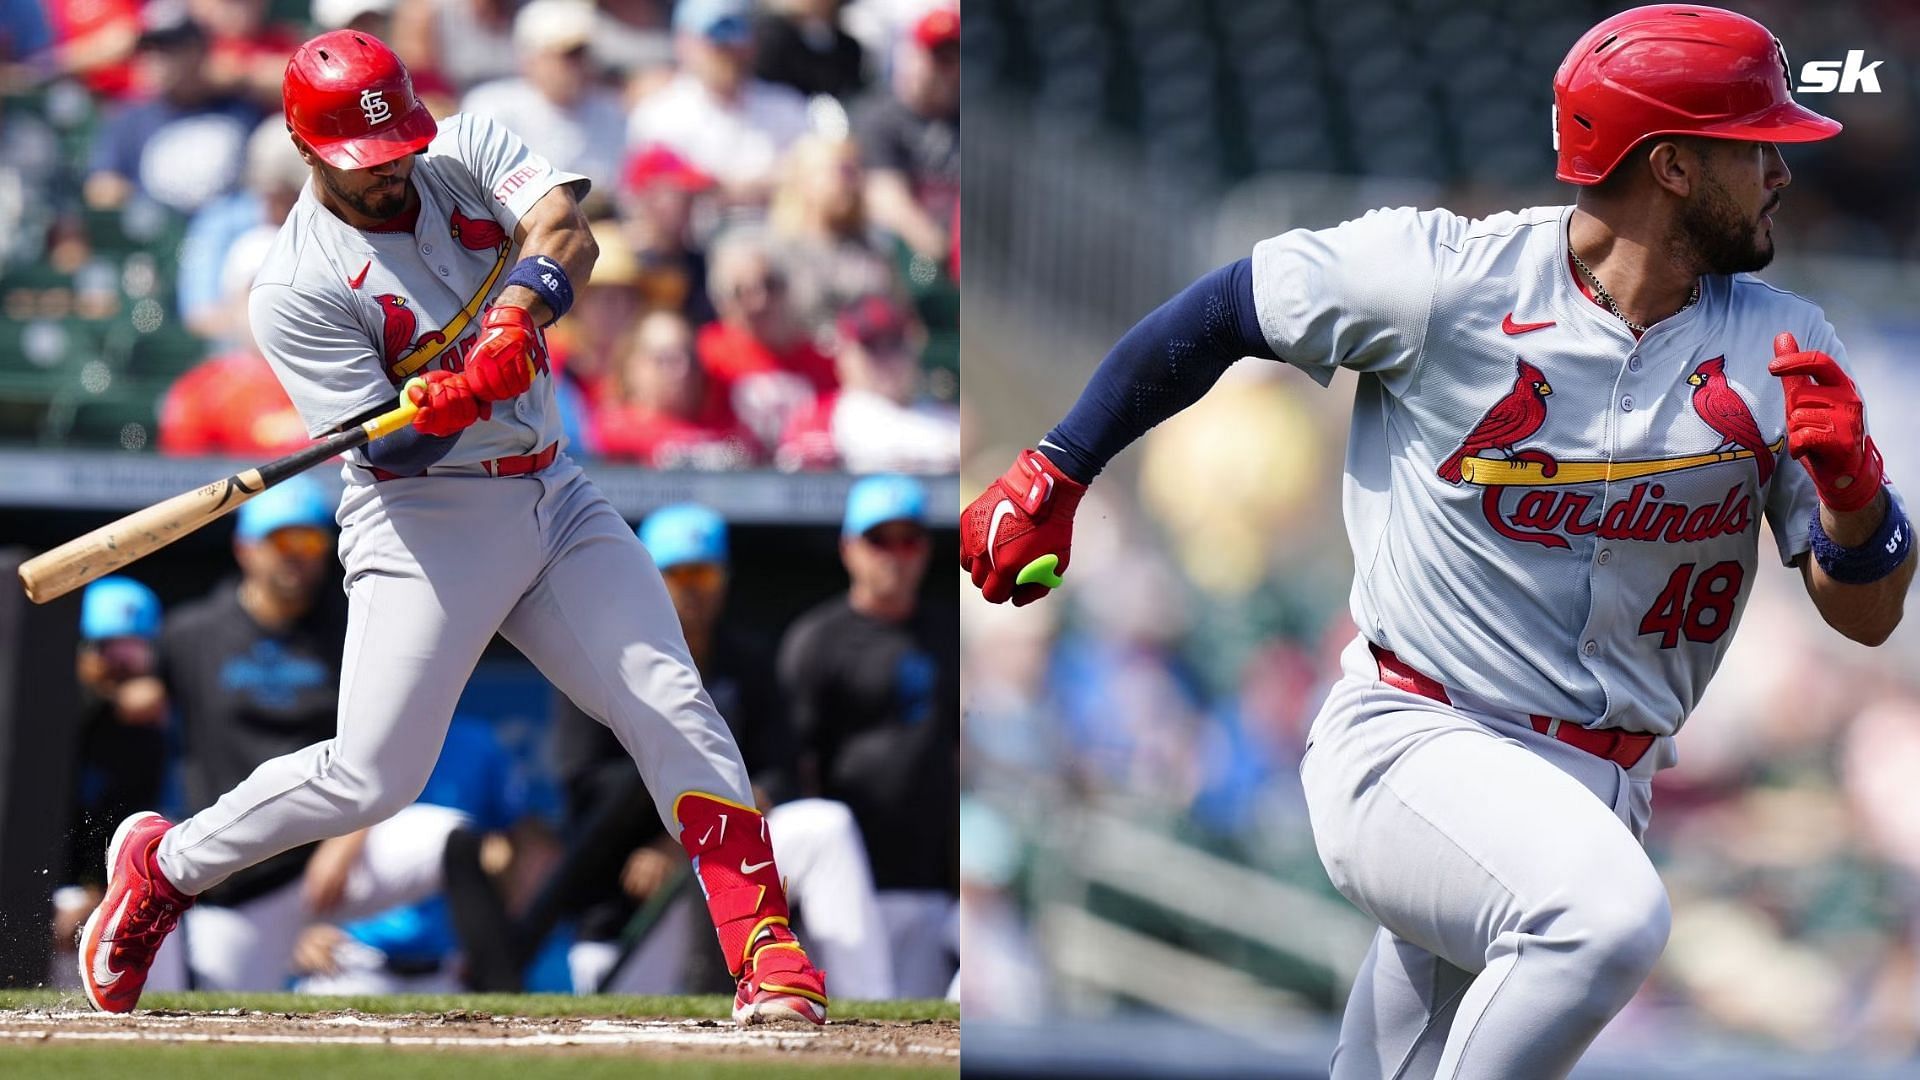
<box><xmin>249</xmin><ymin>112</ymin><xmax>582</xmax><ymax>475</ymax></box>
<box><xmin>1253</xmin><ymin>204</ymin><xmax>1834</xmax><ymax>736</ymax></box>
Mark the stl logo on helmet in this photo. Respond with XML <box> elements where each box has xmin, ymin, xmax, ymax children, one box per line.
<box><xmin>359</xmin><ymin>88</ymin><xmax>391</xmax><ymax>126</ymax></box>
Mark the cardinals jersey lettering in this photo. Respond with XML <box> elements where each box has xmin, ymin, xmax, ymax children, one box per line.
<box><xmin>1251</xmin><ymin>204</ymin><xmax>1850</xmax><ymax>735</ymax></box>
<box><xmin>248</xmin><ymin>112</ymin><xmax>586</xmax><ymax>476</ymax></box>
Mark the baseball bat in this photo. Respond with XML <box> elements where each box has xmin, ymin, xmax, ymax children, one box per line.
<box><xmin>18</xmin><ymin>380</ymin><xmax>423</xmax><ymax>604</ymax></box>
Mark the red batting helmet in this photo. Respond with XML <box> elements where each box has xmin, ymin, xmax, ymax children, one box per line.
<box><xmin>1552</xmin><ymin>4</ymin><xmax>1840</xmax><ymax>185</ymax></box>
<box><xmin>283</xmin><ymin>31</ymin><xmax>437</xmax><ymax>170</ymax></box>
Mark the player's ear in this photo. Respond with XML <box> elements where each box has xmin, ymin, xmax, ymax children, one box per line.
<box><xmin>286</xmin><ymin>127</ymin><xmax>320</xmax><ymax>170</ymax></box>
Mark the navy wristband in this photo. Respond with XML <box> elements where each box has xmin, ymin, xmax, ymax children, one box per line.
<box><xmin>1808</xmin><ymin>494</ymin><xmax>1911</xmax><ymax>584</ymax></box>
<box><xmin>504</xmin><ymin>255</ymin><xmax>574</xmax><ymax>325</ymax></box>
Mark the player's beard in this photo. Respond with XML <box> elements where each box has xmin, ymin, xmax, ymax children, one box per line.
<box><xmin>1676</xmin><ymin>168</ymin><xmax>1775</xmax><ymax>276</ymax></box>
<box><xmin>321</xmin><ymin>169</ymin><xmax>409</xmax><ymax>222</ymax></box>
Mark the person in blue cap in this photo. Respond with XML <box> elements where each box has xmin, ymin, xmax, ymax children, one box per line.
<box><xmin>56</xmin><ymin>577</ymin><xmax>169</xmax><ymax>986</ymax></box>
<box><xmin>778</xmin><ymin>475</ymin><xmax>959</xmax><ymax>997</ymax></box>
<box><xmin>132</xmin><ymin>476</ymin><xmax>463</xmax><ymax>992</ymax></box>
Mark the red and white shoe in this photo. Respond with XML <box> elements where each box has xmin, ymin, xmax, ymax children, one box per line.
<box><xmin>733</xmin><ymin>939</ymin><xmax>828</xmax><ymax>1026</ymax></box>
<box><xmin>78</xmin><ymin>812</ymin><xmax>192</xmax><ymax>1013</ymax></box>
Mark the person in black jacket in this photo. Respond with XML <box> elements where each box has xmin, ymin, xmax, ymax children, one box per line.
<box><xmin>779</xmin><ymin>475</ymin><xmax>959</xmax><ymax>997</ymax></box>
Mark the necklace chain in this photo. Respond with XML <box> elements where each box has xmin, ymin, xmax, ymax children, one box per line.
<box><xmin>1570</xmin><ymin>250</ymin><xmax>1699</xmax><ymax>334</ymax></box>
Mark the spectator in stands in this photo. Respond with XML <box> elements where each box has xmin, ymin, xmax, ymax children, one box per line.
<box><xmin>779</xmin><ymin>476</ymin><xmax>960</xmax><ymax>997</ymax></box>
<box><xmin>53</xmin><ymin>577</ymin><xmax>169</xmax><ymax>988</ymax></box>
<box><xmin>769</xmin><ymin>134</ymin><xmax>897</xmax><ymax>329</ymax></box>
<box><xmin>628</xmin><ymin>0</ymin><xmax>811</xmax><ymax>202</ymax></box>
<box><xmin>84</xmin><ymin>3</ymin><xmax>259</xmax><ymax>213</ymax></box>
<box><xmin>850</xmin><ymin>4</ymin><xmax>956</xmax><ymax>265</ymax></box>
<box><xmin>159</xmin><ymin>228</ymin><xmax>309</xmax><ymax>456</ymax></box>
<box><xmin>618</xmin><ymin>144</ymin><xmax>717</xmax><ymax>325</ymax></box>
<box><xmin>593</xmin><ymin>310</ymin><xmax>761</xmax><ymax>469</ymax></box>
<box><xmin>390</xmin><ymin>0</ymin><xmax>520</xmax><ymax>93</ymax></box>
<box><xmin>188</xmin><ymin>0</ymin><xmax>300</xmax><ymax>112</ymax></box>
<box><xmin>780</xmin><ymin>294</ymin><xmax>958</xmax><ymax>473</ymax></box>
<box><xmin>178</xmin><ymin>116</ymin><xmax>307</xmax><ymax>342</ymax></box>
<box><xmin>460</xmin><ymin>0</ymin><xmax>628</xmax><ymax>189</ymax></box>
<box><xmin>588</xmin><ymin>0</ymin><xmax>673</xmax><ymax>75</ymax></box>
<box><xmin>312</xmin><ymin>0</ymin><xmax>396</xmax><ymax>35</ymax></box>
<box><xmin>753</xmin><ymin>0</ymin><xmax>865</xmax><ymax>101</ymax></box>
<box><xmin>143</xmin><ymin>479</ymin><xmax>461</xmax><ymax>990</ymax></box>
<box><xmin>449</xmin><ymin>505</ymin><xmax>894</xmax><ymax>999</ymax></box>
<box><xmin>699</xmin><ymin>229</ymin><xmax>836</xmax><ymax>446</ymax></box>
<box><xmin>30</xmin><ymin>0</ymin><xmax>141</xmax><ymax>100</ymax></box>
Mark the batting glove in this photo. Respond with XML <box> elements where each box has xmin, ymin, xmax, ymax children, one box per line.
<box><xmin>408</xmin><ymin>369</ymin><xmax>490</xmax><ymax>437</ymax></box>
<box><xmin>961</xmin><ymin>449</ymin><xmax>1087</xmax><ymax>606</ymax></box>
<box><xmin>1769</xmin><ymin>332</ymin><xmax>1883</xmax><ymax>513</ymax></box>
<box><xmin>462</xmin><ymin>305</ymin><xmax>538</xmax><ymax>402</ymax></box>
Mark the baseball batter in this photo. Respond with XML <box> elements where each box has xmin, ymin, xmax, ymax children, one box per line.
<box><xmin>961</xmin><ymin>6</ymin><xmax>1912</xmax><ymax>1077</ymax></box>
<box><xmin>78</xmin><ymin>31</ymin><xmax>827</xmax><ymax>1026</ymax></box>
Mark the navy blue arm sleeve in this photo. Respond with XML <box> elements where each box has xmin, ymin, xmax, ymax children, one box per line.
<box><xmin>1039</xmin><ymin>257</ymin><xmax>1276</xmax><ymax>483</ymax></box>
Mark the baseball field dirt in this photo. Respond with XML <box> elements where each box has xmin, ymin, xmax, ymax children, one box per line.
<box><xmin>0</xmin><ymin>990</ymin><xmax>959</xmax><ymax>1078</ymax></box>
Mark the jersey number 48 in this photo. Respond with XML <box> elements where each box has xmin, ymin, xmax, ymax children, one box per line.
<box><xmin>1639</xmin><ymin>561</ymin><xmax>1745</xmax><ymax>649</ymax></box>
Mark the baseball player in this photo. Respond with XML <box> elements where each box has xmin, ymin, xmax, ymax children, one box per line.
<box><xmin>78</xmin><ymin>30</ymin><xmax>827</xmax><ymax>1026</ymax></box>
<box><xmin>961</xmin><ymin>6</ymin><xmax>1912</xmax><ymax>1077</ymax></box>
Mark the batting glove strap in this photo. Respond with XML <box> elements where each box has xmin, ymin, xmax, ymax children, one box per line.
<box><xmin>1809</xmin><ymin>491</ymin><xmax>1911</xmax><ymax>584</ymax></box>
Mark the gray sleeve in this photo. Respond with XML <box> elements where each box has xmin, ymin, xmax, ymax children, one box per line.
<box><xmin>451</xmin><ymin>112</ymin><xmax>591</xmax><ymax>235</ymax></box>
<box><xmin>1249</xmin><ymin>205</ymin><xmax>1442</xmax><ymax>387</ymax></box>
<box><xmin>248</xmin><ymin>283</ymin><xmax>397</xmax><ymax>437</ymax></box>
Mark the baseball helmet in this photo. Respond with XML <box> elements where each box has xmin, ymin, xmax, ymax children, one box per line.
<box><xmin>1552</xmin><ymin>4</ymin><xmax>1840</xmax><ymax>185</ymax></box>
<box><xmin>283</xmin><ymin>30</ymin><xmax>437</xmax><ymax>170</ymax></box>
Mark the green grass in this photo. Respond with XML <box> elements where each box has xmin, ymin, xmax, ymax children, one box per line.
<box><xmin>0</xmin><ymin>988</ymin><xmax>957</xmax><ymax>1022</ymax></box>
<box><xmin>0</xmin><ymin>1044</ymin><xmax>953</xmax><ymax>1079</ymax></box>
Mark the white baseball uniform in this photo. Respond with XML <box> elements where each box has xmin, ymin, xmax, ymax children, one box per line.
<box><xmin>1253</xmin><ymin>204</ymin><xmax>1863</xmax><ymax>1077</ymax></box>
<box><xmin>153</xmin><ymin>114</ymin><xmax>755</xmax><ymax>907</ymax></box>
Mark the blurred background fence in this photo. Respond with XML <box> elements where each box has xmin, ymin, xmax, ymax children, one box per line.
<box><xmin>961</xmin><ymin>0</ymin><xmax>1920</xmax><ymax>1075</ymax></box>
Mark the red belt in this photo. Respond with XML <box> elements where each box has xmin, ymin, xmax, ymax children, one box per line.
<box><xmin>1369</xmin><ymin>643</ymin><xmax>1654</xmax><ymax>769</ymax></box>
<box><xmin>369</xmin><ymin>442</ymin><xmax>558</xmax><ymax>483</ymax></box>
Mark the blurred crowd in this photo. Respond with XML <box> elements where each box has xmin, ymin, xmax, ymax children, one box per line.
<box><xmin>54</xmin><ymin>472</ymin><xmax>958</xmax><ymax>998</ymax></box>
<box><xmin>0</xmin><ymin>0</ymin><xmax>959</xmax><ymax>471</ymax></box>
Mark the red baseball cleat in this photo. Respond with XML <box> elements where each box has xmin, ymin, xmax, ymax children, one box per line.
<box><xmin>734</xmin><ymin>938</ymin><xmax>828</xmax><ymax>1026</ymax></box>
<box><xmin>78</xmin><ymin>812</ymin><xmax>192</xmax><ymax>1013</ymax></box>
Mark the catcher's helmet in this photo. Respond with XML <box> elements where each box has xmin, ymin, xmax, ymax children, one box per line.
<box><xmin>283</xmin><ymin>30</ymin><xmax>437</xmax><ymax>170</ymax></box>
<box><xmin>1552</xmin><ymin>4</ymin><xmax>1840</xmax><ymax>185</ymax></box>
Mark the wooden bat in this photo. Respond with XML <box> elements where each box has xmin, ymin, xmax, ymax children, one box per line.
<box><xmin>19</xmin><ymin>381</ymin><xmax>423</xmax><ymax>604</ymax></box>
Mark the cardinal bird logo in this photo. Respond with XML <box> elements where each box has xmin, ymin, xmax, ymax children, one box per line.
<box><xmin>1688</xmin><ymin>356</ymin><xmax>1774</xmax><ymax>487</ymax></box>
<box><xmin>1437</xmin><ymin>359</ymin><xmax>1553</xmax><ymax>485</ymax></box>
<box><xmin>373</xmin><ymin>294</ymin><xmax>446</xmax><ymax>371</ymax></box>
<box><xmin>449</xmin><ymin>209</ymin><xmax>508</xmax><ymax>251</ymax></box>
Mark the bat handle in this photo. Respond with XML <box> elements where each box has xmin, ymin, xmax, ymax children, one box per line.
<box><xmin>361</xmin><ymin>377</ymin><xmax>426</xmax><ymax>442</ymax></box>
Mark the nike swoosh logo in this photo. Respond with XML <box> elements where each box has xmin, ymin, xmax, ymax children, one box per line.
<box><xmin>348</xmin><ymin>261</ymin><xmax>370</xmax><ymax>289</ymax></box>
<box><xmin>740</xmin><ymin>859</ymin><xmax>774</xmax><ymax>875</ymax></box>
<box><xmin>91</xmin><ymin>894</ymin><xmax>133</xmax><ymax>988</ymax></box>
<box><xmin>698</xmin><ymin>826</ymin><xmax>714</xmax><ymax>846</ymax></box>
<box><xmin>986</xmin><ymin>499</ymin><xmax>1016</xmax><ymax>569</ymax></box>
<box><xmin>1502</xmin><ymin>313</ymin><xmax>1555</xmax><ymax>335</ymax></box>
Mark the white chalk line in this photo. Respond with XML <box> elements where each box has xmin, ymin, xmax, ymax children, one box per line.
<box><xmin>0</xmin><ymin>1012</ymin><xmax>959</xmax><ymax>1058</ymax></box>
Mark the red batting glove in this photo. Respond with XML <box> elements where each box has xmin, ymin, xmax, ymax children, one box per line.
<box><xmin>1768</xmin><ymin>332</ymin><xmax>1883</xmax><ymax>513</ymax></box>
<box><xmin>463</xmin><ymin>305</ymin><xmax>537</xmax><ymax>402</ymax></box>
<box><xmin>408</xmin><ymin>369</ymin><xmax>491</xmax><ymax>437</ymax></box>
<box><xmin>961</xmin><ymin>449</ymin><xmax>1087</xmax><ymax>606</ymax></box>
